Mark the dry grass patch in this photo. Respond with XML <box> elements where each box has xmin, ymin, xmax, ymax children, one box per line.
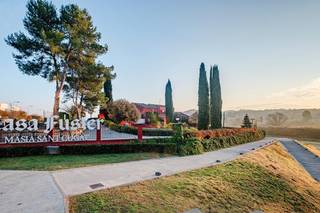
<box><xmin>302</xmin><ymin>144</ymin><xmax>320</xmax><ymax>157</ymax></box>
<box><xmin>69</xmin><ymin>143</ymin><xmax>320</xmax><ymax>213</ymax></box>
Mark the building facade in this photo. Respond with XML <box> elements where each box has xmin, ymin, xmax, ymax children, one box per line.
<box><xmin>133</xmin><ymin>103</ymin><xmax>166</xmax><ymax>123</ymax></box>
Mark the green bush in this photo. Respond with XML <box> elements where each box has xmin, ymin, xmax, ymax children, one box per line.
<box><xmin>108</xmin><ymin>123</ymin><xmax>174</xmax><ymax>136</ymax></box>
<box><xmin>109</xmin><ymin>124</ymin><xmax>137</xmax><ymax>135</ymax></box>
<box><xmin>178</xmin><ymin>138</ymin><xmax>204</xmax><ymax>156</ymax></box>
<box><xmin>143</xmin><ymin>138</ymin><xmax>176</xmax><ymax>144</ymax></box>
<box><xmin>60</xmin><ymin>143</ymin><xmax>177</xmax><ymax>155</ymax></box>
<box><xmin>178</xmin><ymin>129</ymin><xmax>265</xmax><ymax>156</ymax></box>
<box><xmin>0</xmin><ymin>130</ymin><xmax>265</xmax><ymax>157</ymax></box>
<box><xmin>0</xmin><ymin>146</ymin><xmax>46</xmax><ymax>157</ymax></box>
<box><xmin>143</xmin><ymin>128</ymin><xmax>174</xmax><ymax>136</ymax></box>
<box><xmin>200</xmin><ymin>130</ymin><xmax>265</xmax><ymax>152</ymax></box>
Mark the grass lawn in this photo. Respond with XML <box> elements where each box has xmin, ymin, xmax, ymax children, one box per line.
<box><xmin>70</xmin><ymin>143</ymin><xmax>320</xmax><ymax>213</ymax></box>
<box><xmin>0</xmin><ymin>153</ymin><xmax>171</xmax><ymax>171</ymax></box>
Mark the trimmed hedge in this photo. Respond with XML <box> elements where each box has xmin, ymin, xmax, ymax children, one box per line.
<box><xmin>0</xmin><ymin>146</ymin><xmax>47</xmax><ymax>157</ymax></box>
<box><xmin>177</xmin><ymin>138</ymin><xmax>204</xmax><ymax>156</ymax></box>
<box><xmin>178</xmin><ymin>130</ymin><xmax>265</xmax><ymax>156</ymax></box>
<box><xmin>0</xmin><ymin>139</ymin><xmax>177</xmax><ymax>157</ymax></box>
<box><xmin>143</xmin><ymin>128</ymin><xmax>174</xmax><ymax>136</ymax></box>
<box><xmin>109</xmin><ymin>124</ymin><xmax>174</xmax><ymax>136</ymax></box>
<box><xmin>59</xmin><ymin>143</ymin><xmax>177</xmax><ymax>155</ymax></box>
<box><xmin>0</xmin><ymin>130</ymin><xmax>265</xmax><ymax>157</ymax></box>
<box><xmin>183</xmin><ymin>127</ymin><xmax>260</xmax><ymax>139</ymax></box>
<box><xmin>142</xmin><ymin>138</ymin><xmax>175</xmax><ymax>144</ymax></box>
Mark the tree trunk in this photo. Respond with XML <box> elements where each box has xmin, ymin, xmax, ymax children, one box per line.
<box><xmin>53</xmin><ymin>88</ymin><xmax>61</xmax><ymax>116</ymax></box>
<box><xmin>52</xmin><ymin>70</ymin><xmax>67</xmax><ymax>116</ymax></box>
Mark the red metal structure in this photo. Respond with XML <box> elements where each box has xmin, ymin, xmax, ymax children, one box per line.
<box><xmin>0</xmin><ymin>128</ymin><xmax>138</xmax><ymax>148</ymax></box>
<box><xmin>133</xmin><ymin>103</ymin><xmax>166</xmax><ymax>123</ymax></box>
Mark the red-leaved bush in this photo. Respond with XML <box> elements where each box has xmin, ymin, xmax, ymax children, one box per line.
<box><xmin>185</xmin><ymin>128</ymin><xmax>258</xmax><ymax>139</ymax></box>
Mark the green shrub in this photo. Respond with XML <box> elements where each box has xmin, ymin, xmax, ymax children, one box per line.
<box><xmin>108</xmin><ymin>123</ymin><xmax>174</xmax><ymax>136</ymax></box>
<box><xmin>60</xmin><ymin>143</ymin><xmax>177</xmax><ymax>155</ymax></box>
<box><xmin>143</xmin><ymin>128</ymin><xmax>174</xmax><ymax>136</ymax></box>
<box><xmin>0</xmin><ymin>146</ymin><xmax>46</xmax><ymax>157</ymax></box>
<box><xmin>143</xmin><ymin>138</ymin><xmax>175</xmax><ymax>144</ymax></box>
<box><xmin>0</xmin><ymin>130</ymin><xmax>265</xmax><ymax>157</ymax></box>
<box><xmin>178</xmin><ymin>138</ymin><xmax>204</xmax><ymax>156</ymax></box>
<box><xmin>109</xmin><ymin>124</ymin><xmax>138</xmax><ymax>135</ymax></box>
<box><xmin>199</xmin><ymin>130</ymin><xmax>265</xmax><ymax>152</ymax></box>
<box><xmin>178</xmin><ymin>129</ymin><xmax>265</xmax><ymax>155</ymax></box>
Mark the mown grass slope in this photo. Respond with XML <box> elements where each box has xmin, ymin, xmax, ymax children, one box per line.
<box><xmin>70</xmin><ymin>143</ymin><xmax>320</xmax><ymax>213</ymax></box>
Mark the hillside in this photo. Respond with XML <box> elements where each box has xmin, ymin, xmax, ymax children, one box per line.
<box><xmin>224</xmin><ymin>109</ymin><xmax>320</xmax><ymax>128</ymax></box>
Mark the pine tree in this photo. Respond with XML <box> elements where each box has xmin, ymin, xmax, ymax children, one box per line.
<box><xmin>104</xmin><ymin>79</ymin><xmax>113</xmax><ymax>103</ymax></box>
<box><xmin>210</xmin><ymin>65</ymin><xmax>222</xmax><ymax>129</ymax></box>
<box><xmin>165</xmin><ymin>79</ymin><xmax>174</xmax><ymax>123</ymax></box>
<box><xmin>6</xmin><ymin>0</ymin><xmax>111</xmax><ymax>116</ymax></box>
<box><xmin>198</xmin><ymin>63</ymin><xmax>209</xmax><ymax>130</ymax></box>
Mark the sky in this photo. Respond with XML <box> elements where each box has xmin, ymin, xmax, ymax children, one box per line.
<box><xmin>1</xmin><ymin>0</ymin><xmax>320</xmax><ymax>115</ymax></box>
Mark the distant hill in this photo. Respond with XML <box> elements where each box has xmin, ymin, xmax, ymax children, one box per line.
<box><xmin>224</xmin><ymin>109</ymin><xmax>320</xmax><ymax>128</ymax></box>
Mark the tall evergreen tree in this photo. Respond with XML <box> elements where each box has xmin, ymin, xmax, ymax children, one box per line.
<box><xmin>210</xmin><ymin>65</ymin><xmax>222</xmax><ymax>129</ymax></box>
<box><xmin>165</xmin><ymin>79</ymin><xmax>174</xmax><ymax>123</ymax></box>
<box><xmin>198</xmin><ymin>63</ymin><xmax>209</xmax><ymax>130</ymax></box>
<box><xmin>104</xmin><ymin>79</ymin><xmax>113</xmax><ymax>103</ymax></box>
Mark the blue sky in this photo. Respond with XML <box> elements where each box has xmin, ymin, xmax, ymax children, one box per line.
<box><xmin>1</xmin><ymin>0</ymin><xmax>320</xmax><ymax>114</ymax></box>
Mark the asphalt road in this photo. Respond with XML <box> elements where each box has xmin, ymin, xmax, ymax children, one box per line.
<box><xmin>280</xmin><ymin>139</ymin><xmax>320</xmax><ymax>181</ymax></box>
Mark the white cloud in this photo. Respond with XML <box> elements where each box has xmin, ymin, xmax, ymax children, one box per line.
<box><xmin>269</xmin><ymin>77</ymin><xmax>320</xmax><ymax>108</ymax></box>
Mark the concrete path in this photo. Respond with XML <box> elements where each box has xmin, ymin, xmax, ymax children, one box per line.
<box><xmin>0</xmin><ymin>171</ymin><xmax>65</xmax><ymax>213</ymax></box>
<box><xmin>280</xmin><ymin>139</ymin><xmax>320</xmax><ymax>181</ymax></box>
<box><xmin>0</xmin><ymin>138</ymin><xmax>275</xmax><ymax>213</ymax></box>
<box><xmin>52</xmin><ymin>138</ymin><xmax>274</xmax><ymax>196</ymax></box>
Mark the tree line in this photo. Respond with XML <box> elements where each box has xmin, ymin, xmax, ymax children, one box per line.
<box><xmin>164</xmin><ymin>63</ymin><xmax>222</xmax><ymax>130</ymax></box>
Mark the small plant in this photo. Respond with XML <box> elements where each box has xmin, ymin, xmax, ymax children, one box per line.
<box><xmin>242</xmin><ymin>114</ymin><xmax>252</xmax><ymax>128</ymax></box>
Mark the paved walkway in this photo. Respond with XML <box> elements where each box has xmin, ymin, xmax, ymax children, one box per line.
<box><xmin>0</xmin><ymin>138</ymin><xmax>275</xmax><ymax>213</ymax></box>
<box><xmin>0</xmin><ymin>171</ymin><xmax>65</xmax><ymax>213</ymax></box>
<box><xmin>52</xmin><ymin>138</ymin><xmax>274</xmax><ymax>196</ymax></box>
<box><xmin>280</xmin><ymin>139</ymin><xmax>320</xmax><ymax>181</ymax></box>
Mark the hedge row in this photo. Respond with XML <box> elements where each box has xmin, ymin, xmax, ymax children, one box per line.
<box><xmin>0</xmin><ymin>146</ymin><xmax>47</xmax><ymax>157</ymax></box>
<box><xmin>109</xmin><ymin>124</ymin><xmax>174</xmax><ymax>136</ymax></box>
<box><xmin>178</xmin><ymin>130</ymin><xmax>266</xmax><ymax>156</ymax></box>
<box><xmin>0</xmin><ymin>139</ymin><xmax>177</xmax><ymax>157</ymax></box>
<box><xmin>60</xmin><ymin>143</ymin><xmax>177</xmax><ymax>155</ymax></box>
<box><xmin>183</xmin><ymin>127</ymin><xmax>259</xmax><ymax>139</ymax></box>
<box><xmin>0</xmin><ymin>130</ymin><xmax>265</xmax><ymax>157</ymax></box>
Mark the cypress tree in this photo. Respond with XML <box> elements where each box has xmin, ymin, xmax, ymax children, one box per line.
<box><xmin>104</xmin><ymin>79</ymin><xmax>113</xmax><ymax>103</ymax></box>
<box><xmin>198</xmin><ymin>63</ymin><xmax>209</xmax><ymax>130</ymax></box>
<box><xmin>210</xmin><ymin>65</ymin><xmax>222</xmax><ymax>129</ymax></box>
<box><xmin>165</xmin><ymin>79</ymin><xmax>174</xmax><ymax>123</ymax></box>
